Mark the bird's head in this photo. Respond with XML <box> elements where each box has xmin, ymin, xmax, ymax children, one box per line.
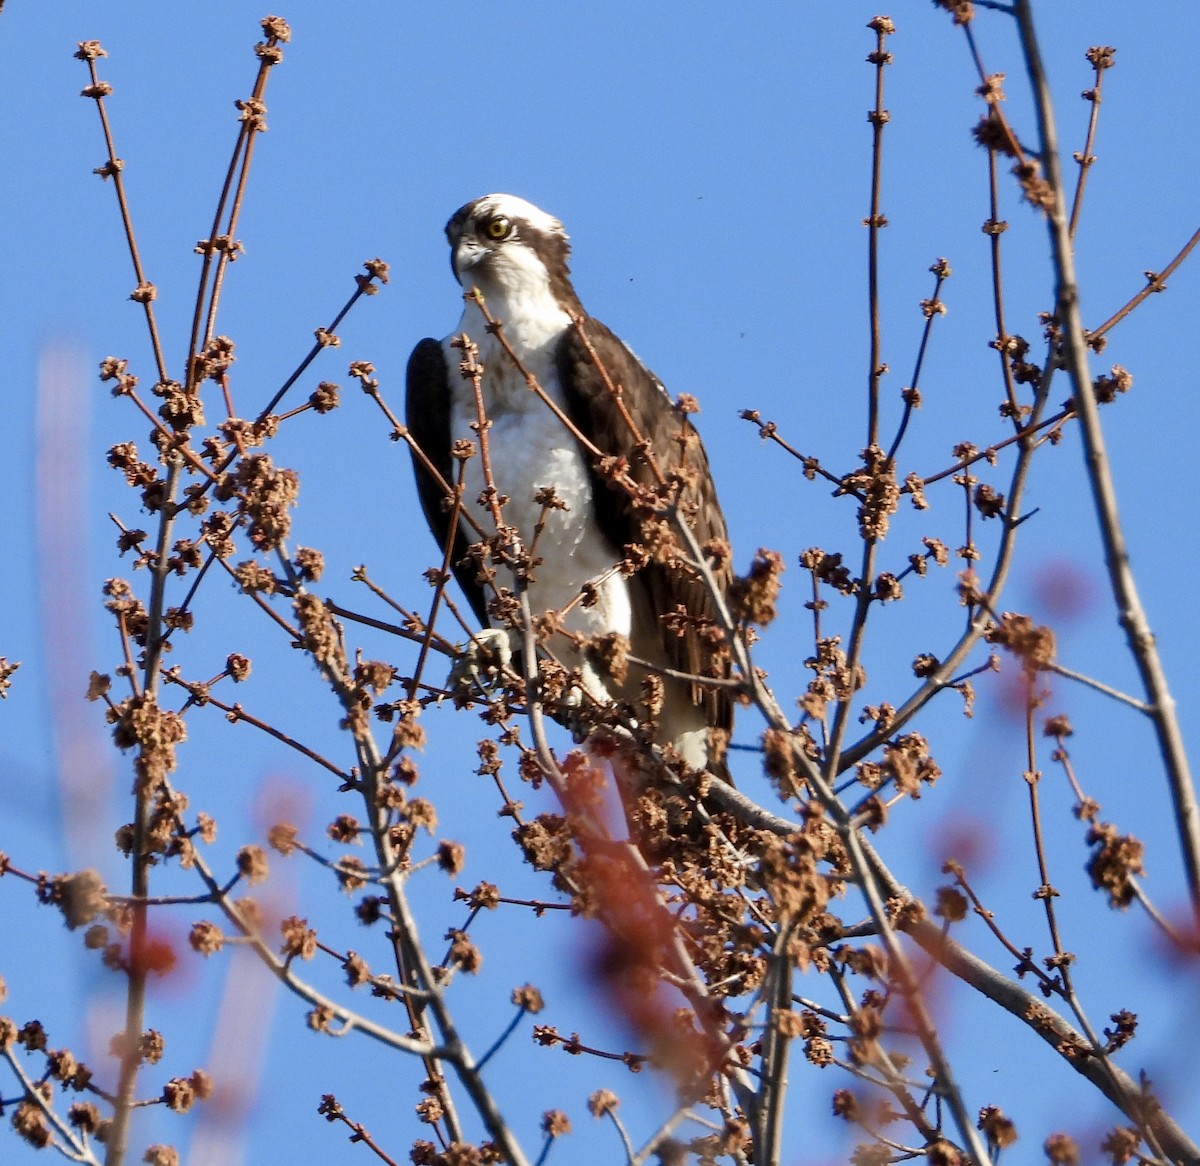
<box><xmin>444</xmin><ymin>194</ymin><xmax>583</xmax><ymax>318</ymax></box>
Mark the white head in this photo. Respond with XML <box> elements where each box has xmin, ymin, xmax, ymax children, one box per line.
<box><xmin>444</xmin><ymin>194</ymin><xmax>583</xmax><ymax>317</ymax></box>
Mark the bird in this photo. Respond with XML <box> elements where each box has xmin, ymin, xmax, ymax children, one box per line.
<box><xmin>405</xmin><ymin>194</ymin><xmax>732</xmax><ymax>778</ymax></box>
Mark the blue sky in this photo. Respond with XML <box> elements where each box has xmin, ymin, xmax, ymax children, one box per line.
<box><xmin>3</xmin><ymin>3</ymin><xmax>1200</xmax><ymax>1164</ymax></box>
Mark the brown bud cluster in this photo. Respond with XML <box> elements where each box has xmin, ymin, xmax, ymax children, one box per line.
<box><xmin>1085</xmin><ymin>823</ymin><xmax>1144</xmax><ymax>908</ymax></box>
<box><xmin>729</xmin><ymin>549</ymin><xmax>785</xmax><ymax>626</ymax></box>
<box><xmin>985</xmin><ymin>612</ymin><xmax>1055</xmax><ymax>673</ymax></box>
<box><xmin>842</xmin><ymin>446</ymin><xmax>900</xmax><ymax>541</ymax></box>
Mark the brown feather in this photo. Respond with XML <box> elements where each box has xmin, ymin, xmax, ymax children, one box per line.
<box><xmin>405</xmin><ymin>337</ymin><xmax>490</xmax><ymax>628</ymax></box>
<box><xmin>555</xmin><ymin>319</ymin><xmax>734</xmax><ymax>760</ymax></box>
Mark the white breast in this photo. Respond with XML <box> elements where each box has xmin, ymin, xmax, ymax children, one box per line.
<box><xmin>442</xmin><ymin>307</ymin><xmax>632</xmax><ymax>651</ymax></box>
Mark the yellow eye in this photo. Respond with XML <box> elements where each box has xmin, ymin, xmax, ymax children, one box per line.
<box><xmin>483</xmin><ymin>215</ymin><xmax>511</xmax><ymax>241</ymax></box>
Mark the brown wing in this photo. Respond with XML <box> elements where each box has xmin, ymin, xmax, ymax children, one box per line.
<box><xmin>405</xmin><ymin>337</ymin><xmax>490</xmax><ymax>627</ymax></box>
<box><xmin>555</xmin><ymin>318</ymin><xmax>733</xmax><ymax>740</ymax></box>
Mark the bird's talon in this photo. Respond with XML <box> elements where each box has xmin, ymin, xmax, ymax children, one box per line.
<box><xmin>448</xmin><ymin>628</ymin><xmax>513</xmax><ymax>693</ymax></box>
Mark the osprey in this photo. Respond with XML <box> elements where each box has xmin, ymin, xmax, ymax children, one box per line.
<box><xmin>405</xmin><ymin>194</ymin><xmax>732</xmax><ymax>775</ymax></box>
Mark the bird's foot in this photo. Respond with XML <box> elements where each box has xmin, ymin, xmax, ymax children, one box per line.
<box><xmin>448</xmin><ymin>629</ymin><xmax>514</xmax><ymax>696</ymax></box>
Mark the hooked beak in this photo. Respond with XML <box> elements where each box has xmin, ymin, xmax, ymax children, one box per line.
<box><xmin>451</xmin><ymin>238</ymin><xmax>488</xmax><ymax>285</ymax></box>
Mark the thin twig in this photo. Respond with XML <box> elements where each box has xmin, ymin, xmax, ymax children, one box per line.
<box><xmin>862</xmin><ymin>832</ymin><xmax>1200</xmax><ymax>1162</ymax></box>
<box><xmin>916</xmin><ymin>406</ymin><xmax>1071</xmax><ymax>488</ymax></box>
<box><xmin>1020</xmin><ymin>687</ymin><xmax>1069</xmax><ymax>979</ymax></box>
<box><xmin>256</xmin><ymin>273</ymin><xmax>385</xmax><ymax>422</ymax></box>
<box><xmin>983</xmin><ymin>145</ymin><xmax>1024</xmax><ymax>425</ymax></box>
<box><xmin>1087</xmin><ymin>225</ymin><xmax>1200</xmax><ymax>342</ymax></box>
<box><xmin>865</xmin><ymin>17</ymin><xmax>893</xmax><ymax>450</ymax></box>
<box><xmin>841</xmin><ymin>355</ymin><xmax>1056</xmax><ymax>770</ymax></box>
<box><xmin>1</xmin><ymin>1045</ymin><xmax>101</xmax><ymax>1165</ymax></box>
<box><xmin>1014</xmin><ymin>0</ymin><xmax>1200</xmax><ymax>921</ymax></box>
<box><xmin>1067</xmin><ymin>47</ymin><xmax>1112</xmax><ymax>239</ymax></box>
<box><xmin>1043</xmin><ymin>660</ymin><xmax>1149</xmax><ymax>712</ymax></box>
<box><xmin>737</xmin><ymin>412</ymin><xmax>846</xmax><ymax>490</ymax></box>
<box><xmin>77</xmin><ymin>44</ymin><xmax>168</xmax><ymax>386</ymax></box>
<box><xmin>162</xmin><ymin>672</ymin><xmax>355</xmax><ymax>782</ymax></box>
<box><xmin>885</xmin><ymin>260</ymin><xmax>950</xmax><ymax>463</ymax></box>
<box><xmin>630</xmin><ymin>1105</ymin><xmax>698</xmax><ymax>1166</ymax></box>
<box><xmin>406</xmin><ymin>459</ymin><xmax>470</xmax><ymax>703</ymax></box>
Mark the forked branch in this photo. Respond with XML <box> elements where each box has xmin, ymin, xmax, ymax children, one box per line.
<box><xmin>1014</xmin><ymin>0</ymin><xmax>1200</xmax><ymax>920</ymax></box>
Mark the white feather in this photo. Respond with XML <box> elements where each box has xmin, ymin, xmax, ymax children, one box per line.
<box><xmin>442</xmin><ymin>205</ymin><xmax>632</xmax><ymax>699</ymax></box>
